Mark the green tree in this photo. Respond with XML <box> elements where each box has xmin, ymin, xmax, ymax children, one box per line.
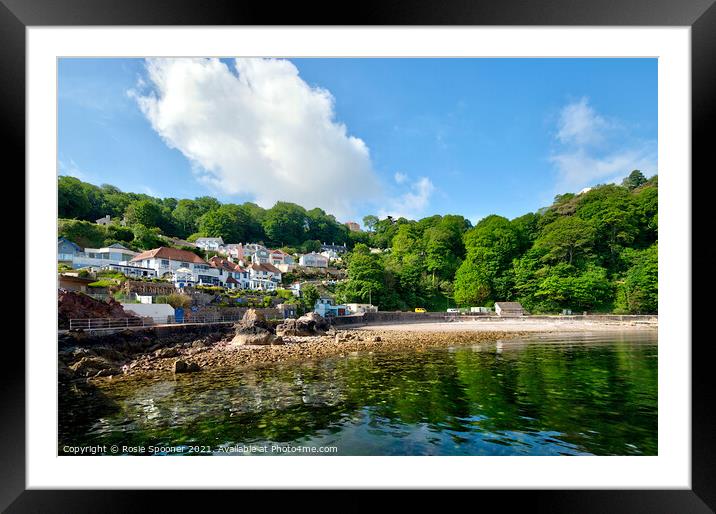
<box><xmin>362</xmin><ymin>215</ymin><xmax>379</xmax><ymax>232</ymax></box>
<box><xmin>131</xmin><ymin>224</ymin><xmax>164</xmax><ymax>250</ymax></box>
<box><xmin>125</xmin><ymin>200</ymin><xmax>164</xmax><ymax>228</ymax></box>
<box><xmin>58</xmin><ymin>176</ymin><xmax>93</xmax><ymax>220</ymax></box>
<box><xmin>534</xmin><ymin>216</ymin><xmax>596</xmax><ymax>265</ymax></box>
<box><xmin>616</xmin><ymin>245</ymin><xmax>658</xmax><ymax>313</ymax></box>
<box><xmin>301</xmin><ymin>284</ymin><xmax>321</xmax><ymax>311</ymax></box>
<box><xmin>263</xmin><ymin>202</ymin><xmax>308</xmax><ymax>246</ymax></box>
<box><xmin>622</xmin><ymin>169</ymin><xmax>647</xmax><ymax>191</ymax></box>
<box><xmin>58</xmin><ymin>219</ymin><xmax>107</xmax><ymax>248</ymax></box>
<box><xmin>338</xmin><ymin>244</ymin><xmax>385</xmax><ymax>304</ymax></box>
<box><xmin>197</xmin><ymin>204</ymin><xmax>250</xmax><ymax>242</ymax></box>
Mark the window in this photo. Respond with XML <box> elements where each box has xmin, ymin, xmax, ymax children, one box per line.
<box><xmin>161</xmin><ymin>259</ymin><xmax>170</xmax><ymax>267</ymax></box>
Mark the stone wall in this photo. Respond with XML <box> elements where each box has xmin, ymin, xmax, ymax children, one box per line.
<box><xmin>331</xmin><ymin>311</ymin><xmax>658</xmax><ymax>327</ymax></box>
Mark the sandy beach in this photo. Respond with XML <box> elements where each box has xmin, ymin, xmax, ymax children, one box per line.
<box><xmin>353</xmin><ymin>317</ymin><xmax>658</xmax><ymax>333</ymax></box>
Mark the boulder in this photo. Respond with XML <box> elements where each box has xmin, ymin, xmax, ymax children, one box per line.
<box><xmin>69</xmin><ymin>356</ymin><xmax>116</xmax><ymax>377</ymax></box>
<box><xmin>276</xmin><ymin>312</ymin><xmax>330</xmax><ymax>336</ymax></box>
<box><xmin>298</xmin><ymin>312</ymin><xmax>330</xmax><ymax>332</ymax></box>
<box><xmin>173</xmin><ymin>359</ymin><xmax>200</xmax><ymax>373</ymax></box>
<box><xmin>231</xmin><ymin>330</ymin><xmax>279</xmax><ymax>346</ymax></box>
<box><xmin>154</xmin><ymin>347</ymin><xmax>180</xmax><ymax>359</ymax></box>
<box><xmin>241</xmin><ymin>309</ymin><xmax>268</xmax><ymax>329</ymax></box>
<box><xmin>57</xmin><ymin>289</ymin><xmax>138</xmax><ymax>329</ymax></box>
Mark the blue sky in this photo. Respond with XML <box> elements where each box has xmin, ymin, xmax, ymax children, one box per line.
<box><xmin>58</xmin><ymin>58</ymin><xmax>657</xmax><ymax>226</ymax></box>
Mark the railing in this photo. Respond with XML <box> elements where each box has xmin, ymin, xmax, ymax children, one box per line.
<box><xmin>67</xmin><ymin>313</ymin><xmax>248</xmax><ymax>331</ymax></box>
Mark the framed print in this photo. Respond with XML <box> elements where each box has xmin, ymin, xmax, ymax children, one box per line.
<box><xmin>4</xmin><ymin>0</ymin><xmax>714</xmax><ymax>511</ymax></box>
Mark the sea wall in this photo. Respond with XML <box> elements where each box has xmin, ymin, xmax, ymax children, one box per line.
<box><xmin>59</xmin><ymin>323</ymin><xmax>236</xmax><ymax>349</ymax></box>
<box><xmin>331</xmin><ymin>312</ymin><xmax>658</xmax><ymax>327</ymax></box>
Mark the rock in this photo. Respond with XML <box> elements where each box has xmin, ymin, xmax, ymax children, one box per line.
<box><xmin>173</xmin><ymin>360</ymin><xmax>201</xmax><ymax>373</ymax></box>
<box><xmin>241</xmin><ymin>309</ymin><xmax>268</xmax><ymax>329</ymax></box>
<box><xmin>297</xmin><ymin>312</ymin><xmax>331</xmax><ymax>333</ymax></box>
<box><xmin>154</xmin><ymin>347</ymin><xmax>179</xmax><ymax>359</ymax></box>
<box><xmin>372</xmin><ymin>336</ymin><xmax>382</xmax><ymax>342</ymax></box>
<box><xmin>272</xmin><ymin>336</ymin><xmax>284</xmax><ymax>346</ymax></box>
<box><xmin>93</xmin><ymin>368</ymin><xmax>119</xmax><ymax>377</ymax></box>
<box><xmin>173</xmin><ymin>360</ymin><xmax>188</xmax><ymax>373</ymax></box>
<box><xmin>276</xmin><ymin>312</ymin><xmax>330</xmax><ymax>336</ymax></box>
<box><xmin>57</xmin><ymin>289</ymin><xmax>139</xmax><ymax>330</ymax></box>
<box><xmin>231</xmin><ymin>330</ymin><xmax>278</xmax><ymax>346</ymax></box>
<box><xmin>69</xmin><ymin>356</ymin><xmax>114</xmax><ymax>377</ymax></box>
<box><xmin>90</xmin><ymin>347</ymin><xmax>125</xmax><ymax>361</ymax></box>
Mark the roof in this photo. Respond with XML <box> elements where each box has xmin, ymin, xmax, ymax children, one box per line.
<box><xmin>107</xmin><ymin>243</ymin><xmax>131</xmax><ymax>250</ymax></box>
<box><xmin>209</xmin><ymin>256</ymin><xmax>246</xmax><ymax>273</ymax></box>
<box><xmin>226</xmin><ymin>276</ymin><xmax>238</xmax><ymax>284</ymax></box>
<box><xmin>130</xmin><ymin>247</ymin><xmax>207</xmax><ymax>264</ymax></box>
<box><xmin>301</xmin><ymin>252</ymin><xmax>328</xmax><ymax>259</ymax></box>
<box><xmin>58</xmin><ymin>237</ymin><xmax>83</xmax><ymax>252</ymax></box>
<box><xmin>270</xmin><ymin>249</ymin><xmax>290</xmax><ymax>256</ymax></box>
<box><xmin>166</xmin><ymin>237</ymin><xmax>197</xmax><ymax>247</ymax></box>
<box><xmin>249</xmin><ymin>262</ymin><xmax>281</xmax><ymax>274</ymax></box>
<box><xmin>495</xmin><ymin>302</ymin><xmax>524</xmax><ymax>310</ymax></box>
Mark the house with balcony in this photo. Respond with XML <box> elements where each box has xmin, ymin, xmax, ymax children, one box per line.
<box><xmin>100</xmin><ymin>263</ymin><xmax>157</xmax><ymax>279</ymax></box>
<box><xmin>220</xmin><ymin>243</ymin><xmax>245</xmax><ymax>261</ymax></box>
<box><xmin>58</xmin><ymin>237</ymin><xmax>83</xmax><ymax>265</ymax></box>
<box><xmin>245</xmin><ymin>244</ymin><xmax>270</xmax><ymax>264</ymax></box>
<box><xmin>209</xmin><ymin>256</ymin><xmax>249</xmax><ymax>289</ymax></box>
<box><xmin>59</xmin><ymin>240</ymin><xmax>139</xmax><ymax>269</ymax></box>
<box><xmin>130</xmin><ymin>247</ymin><xmax>221</xmax><ymax>286</ymax></box>
<box><xmin>247</xmin><ymin>262</ymin><xmax>282</xmax><ymax>291</ymax></box>
<box><xmin>299</xmin><ymin>252</ymin><xmax>329</xmax><ymax>268</ymax></box>
<box><xmin>194</xmin><ymin>237</ymin><xmax>224</xmax><ymax>252</ymax></box>
<box><xmin>320</xmin><ymin>242</ymin><xmax>348</xmax><ymax>255</ymax></box>
<box><xmin>269</xmin><ymin>249</ymin><xmax>295</xmax><ymax>266</ymax></box>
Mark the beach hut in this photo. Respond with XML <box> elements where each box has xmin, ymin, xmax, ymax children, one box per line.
<box><xmin>494</xmin><ymin>302</ymin><xmax>524</xmax><ymax>317</ymax></box>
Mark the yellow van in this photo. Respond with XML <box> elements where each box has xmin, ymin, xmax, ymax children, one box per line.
<box><xmin>414</xmin><ymin>307</ymin><xmax>427</xmax><ymax>313</ymax></box>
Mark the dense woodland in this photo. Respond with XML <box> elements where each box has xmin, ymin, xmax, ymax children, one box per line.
<box><xmin>58</xmin><ymin>170</ymin><xmax>657</xmax><ymax>314</ymax></box>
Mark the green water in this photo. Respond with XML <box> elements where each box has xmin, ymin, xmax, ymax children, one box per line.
<box><xmin>59</xmin><ymin>331</ymin><xmax>657</xmax><ymax>456</ymax></box>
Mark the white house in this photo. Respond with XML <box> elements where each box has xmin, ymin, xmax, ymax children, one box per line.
<box><xmin>101</xmin><ymin>263</ymin><xmax>157</xmax><ymax>279</ymax></box>
<box><xmin>320</xmin><ymin>249</ymin><xmax>342</xmax><ymax>261</ymax></box>
<box><xmin>314</xmin><ymin>297</ymin><xmax>348</xmax><ymax>317</ymax></box>
<box><xmin>195</xmin><ymin>237</ymin><xmax>224</xmax><ymax>252</ymax></box>
<box><xmin>59</xmin><ymin>240</ymin><xmax>139</xmax><ymax>269</ymax></box>
<box><xmin>299</xmin><ymin>252</ymin><xmax>329</xmax><ymax>268</ymax></box>
<box><xmin>320</xmin><ymin>243</ymin><xmax>348</xmax><ymax>255</ymax></box>
<box><xmin>345</xmin><ymin>303</ymin><xmax>378</xmax><ymax>315</ymax></box>
<box><xmin>246</xmin><ymin>245</ymin><xmax>270</xmax><ymax>264</ymax></box>
<box><xmin>130</xmin><ymin>247</ymin><xmax>221</xmax><ymax>285</ymax></box>
<box><xmin>209</xmin><ymin>256</ymin><xmax>249</xmax><ymax>289</ymax></box>
<box><xmin>220</xmin><ymin>243</ymin><xmax>244</xmax><ymax>261</ymax></box>
<box><xmin>172</xmin><ymin>267</ymin><xmax>195</xmax><ymax>289</ymax></box>
<box><xmin>247</xmin><ymin>262</ymin><xmax>282</xmax><ymax>291</ymax></box>
<box><xmin>269</xmin><ymin>249</ymin><xmax>295</xmax><ymax>266</ymax></box>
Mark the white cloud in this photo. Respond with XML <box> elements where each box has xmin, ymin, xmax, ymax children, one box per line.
<box><xmin>131</xmin><ymin>58</ymin><xmax>381</xmax><ymax>218</ymax></box>
<box><xmin>550</xmin><ymin>98</ymin><xmax>657</xmax><ymax>191</ymax></box>
<box><xmin>379</xmin><ymin>176</ymin><xmax>434</xmax><ymax>220</ymax></box>
<box><xmin>556</xmin><ymin>97</ymin><xmax>611</xmax><ymax>147</ymax></box>
<box><xmin>394</xmin><ymin>171</ymin><xmax>408</xmax><ymax>184</ymax></box>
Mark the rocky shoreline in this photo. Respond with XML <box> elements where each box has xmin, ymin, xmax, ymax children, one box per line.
<box><xmin>59</xmin><ymin>311</ymin><xmax>528</xmax><ymax>384</ymax></box>
<box><xmin>60</xmin><ymin>309</ymin><xmax>656</xmax><ymax>385</ymax></box>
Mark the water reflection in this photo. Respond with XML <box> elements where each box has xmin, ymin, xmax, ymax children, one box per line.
<box><xmin>60</xmin><ymin>331</ymin><xmax>657</xmax><ymax>456</ymax></box>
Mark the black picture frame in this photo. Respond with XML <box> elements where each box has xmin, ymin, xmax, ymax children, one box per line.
<box><xmin>3</xmin><ymin>0</ymin><xmax>713</xmax><ymax>511</ymax></box>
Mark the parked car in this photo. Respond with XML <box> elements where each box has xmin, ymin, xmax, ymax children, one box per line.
<box><xmin>447</xmin><ymin>308</ymin><xmax>460</xmax><ymax>313</ymax></box>
<box><xmin>414</xmin><ymin>307</ymin><xmax>427</xmax><ymax>313</ymax></box>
